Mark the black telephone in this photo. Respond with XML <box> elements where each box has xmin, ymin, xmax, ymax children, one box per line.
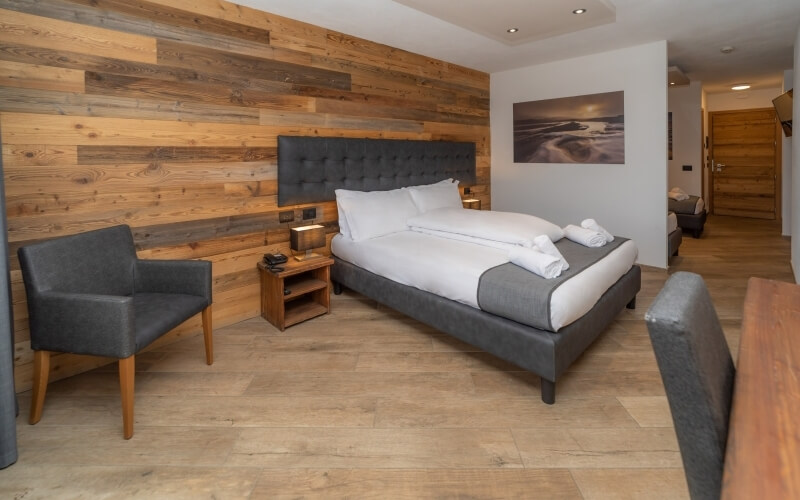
<box><xmin>263</xmin><ymin>253</ymin><xmax>288</xmax><ymax>266</ymax></box>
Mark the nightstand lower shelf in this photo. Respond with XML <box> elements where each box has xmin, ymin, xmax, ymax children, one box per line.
<box><xmin>284</xmin><ymin>298</ymin><xmax>328</xmax><ymax>328</ymax></box>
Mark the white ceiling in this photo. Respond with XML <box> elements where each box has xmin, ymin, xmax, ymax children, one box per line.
<box><xmin>237</xmin><ymin>0</ymin><xmax>800</xmax><ymax>93</ymax></box>
<box><xmin>392</xmin><ymin>0</ymin><xmax>616</xmax><ymax>46</ymax></box>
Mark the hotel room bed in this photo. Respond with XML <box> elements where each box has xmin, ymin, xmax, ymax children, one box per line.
<box><xmin>278</xmin><ymin>135</ymin><xmax>641</xmax><ymax>404</ymax></box>
<box><xmin>669</xmin><ymin>195</ymin><xmax>707</xmax><ymax>238</ymax></box>
<box><xmin>668</xmin><ymin>211</ymin><xmax>682</xmax><ymax>259</ymax></box>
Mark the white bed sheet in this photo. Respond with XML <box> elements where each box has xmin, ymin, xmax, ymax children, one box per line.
<box><xmin>332</xmin><ymin>231</ymin><xmax>638</xmax><ymax>332</ymax></box>
<box><xmin>695</xmin><ymin>197</ymin><xmax>705</xmax><ymax>214</ymax></box>
<box><xmin>668</xmin><ymin>212</ymin><xmax>678</xmax><ymax>233</ymax></box>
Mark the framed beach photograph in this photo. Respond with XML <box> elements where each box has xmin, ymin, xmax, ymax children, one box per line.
<box><xmin>513</xmin><ymin>90</ymin><xmax>625</xmax><ymax>164</ymax></box>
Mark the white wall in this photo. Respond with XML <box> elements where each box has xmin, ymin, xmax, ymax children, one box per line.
<box><xmin>668</xmin><ymin>81</ymin><xmax>703</xmax><ymax>196</ymax></box>
<box><xmin>706</xmin><ymin>87</ymin><xmax>783</xmax><ymax>111</ymax></box>
<box><xmin>491</xmin><ymin>41</ymin><xmax>668</xmax><ymax>268</ymax></box>
<box><xmin>793</xmin><ymin>25</ymin><xmax>800</xmax><ymax>282</ymax></box>
<box><xmin>783</xmin><ymin>69</ymin><xmax>794</xmax><ymax>236</ymax></box>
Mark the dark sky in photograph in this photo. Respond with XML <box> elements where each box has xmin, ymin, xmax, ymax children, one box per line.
<box><xmin>514</xmin><ymin>91</ymin><xmax>624</xmax><ymax>121</ymax></box>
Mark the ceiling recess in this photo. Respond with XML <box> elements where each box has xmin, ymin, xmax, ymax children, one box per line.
<box><xmin>668</xmin><ymin>66</ymin><xmax>690</xmax><ymax>87</ymax></box>
<box><xmin>392</xmin><ymin>0</ymin><xmax>616</xmax><ymax>46</ymax></box>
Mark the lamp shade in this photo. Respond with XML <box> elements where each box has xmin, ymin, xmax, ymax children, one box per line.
<box><xmin>462</xmin><ymin>198</ymin><xmax>481</xmax><ymax>210</ymax></box>
<box><xmin>290</xmin><ymin>225</ymin><xmax>326</xmax><ymax>252</ymax></box>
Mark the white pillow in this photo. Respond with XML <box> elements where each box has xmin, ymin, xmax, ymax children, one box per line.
<box><xmin>338</xmin><ymin>188</ymin><xmax>419</xmax><ymax>241</ymax></box>
<box><xmin>335</xmin><ymin>181</ymin><xmax>458</xmax><ymax>237</ymax></box>
<box><xmin>334</xmin><ymin>188</ymin><xmax>365</xmax><ymax>239</ymax></box>
<box><xmin>407</xmin><ymin>180</ymin><xmax>463</xmax><ymax>213</ymax></box>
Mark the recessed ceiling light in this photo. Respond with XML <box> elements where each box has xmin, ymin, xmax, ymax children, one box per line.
<box><xmin>731</xmin><ymin>84</ymin><xmax>751</xmax><ymax>91</ymax></box>
<box><xmin>573</xmin><ymin>8</ymin><xmax>587</xmax><ymax>14</ymax></box>
<box><xmin>506</xmin><ymin>27</ymin><xmax>518</xmax><ymax>33</ymax></box>
<box><xmin>670</xmin><ymin>82</ymin><xmax>675</xmax><ymax>85</ymax></box>
<box><xmin>720</xmin><ymin>46</ymin><xmax>735</xmax><ymax>54</ymax></box>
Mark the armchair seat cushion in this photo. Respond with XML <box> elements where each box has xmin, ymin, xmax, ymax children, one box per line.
<box><xmin>133</xmin><ymin>293</ymin><xmax>209</xmax><ymax>351</ymax></box>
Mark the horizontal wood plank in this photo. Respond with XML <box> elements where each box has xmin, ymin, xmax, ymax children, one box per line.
<box><xmin>2</xmin><ymin>0</ymin><xmax>490</xmax><ymax>397</ymax></box>
<box><xmin>157</xmin><ymin>39</ymin><xmax>350</xmax><ymax>91</ymax></box>
<box><xmin>0</xmin><ymin>7</ymin><xmax>156</xmax><ymax>63</ymax></box>
<box><xmin>0</xmin><ymin>85</ymin><xmax>261</xmax><ymax>124</ymax></box>
<box><xmin>0</xmin><ymin>59</ymin><xmax>84</xmax><ymax>92</ymax></box>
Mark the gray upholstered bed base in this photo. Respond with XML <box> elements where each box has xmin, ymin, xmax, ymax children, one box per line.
<box><xmin>669</xmin><ymin>228</ymin><xmax>682</xmax><ymax>258</ymax></box>
<box><xmin>676</xmin><ymin>209</ymin><xmax>707</xmax><ymax>238</ymax></box>
<box><xmin>332</xmin><ymin>258</ymin><xmax>641</xmax><ymax>404</ymax></box>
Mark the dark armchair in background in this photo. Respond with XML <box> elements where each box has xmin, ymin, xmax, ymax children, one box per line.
<box><xmin>18</xmin><ymin>224</ymin><xmax>213</xmax><ymax>439</ymax></box>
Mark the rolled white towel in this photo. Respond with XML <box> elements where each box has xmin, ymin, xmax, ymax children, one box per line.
<box><xmin>533</xmin><ymin>234</ymin><xmax>569</xmax><ymax>271</ymax></box>
<box><xmin>508</xmin><ymin>246</ymin><xmax>563</xmax><ymax>279</ymax></box>
<box><xmin>563</xmin><ymin>224</ymin><xmax>606</xmax><ymax>248</ymax></box>
<box><xmin>580</xmin><ymin>218</ymin><xmax>614</xmax><ymax>243</ymax></box>
<box><xmin>668</xmin><ymin>191</ymin><xmax>689</xmax><ymax>201</ymax></box>
<box><xmin>670</xmin><ymin>186</ymin><xmax>687</xmax><ymax>194</ymax></box>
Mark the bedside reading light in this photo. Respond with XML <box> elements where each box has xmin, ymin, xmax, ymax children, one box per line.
<box><xmin>462</xmin><ymin>198</ymin><xmax>481</xmax><ymax>210</ymax></box>
<box><xmin>290</xmin><ymin>224</ymin><xmax>325</xmax><ymax>261</ymax></box>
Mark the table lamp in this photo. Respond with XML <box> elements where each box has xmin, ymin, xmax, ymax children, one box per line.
<box><xmin>462</xmin><ymin>198</ymin><xmax>481</xmax><ymax>210</ymax></box>
<box><xmin>290</xmin><ymin>224</ymin><xmax>325</xmax><ymax>261</ymax></box>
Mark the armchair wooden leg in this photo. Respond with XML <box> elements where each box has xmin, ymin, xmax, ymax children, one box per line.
<box><xmin>119</xmin><ymin>355</ymin><xmax>135</xmax><ymax>440</ymax></box>
<box><xmin>29</xmin><ymin>350</ymin><xmax>50</xmax><ymax>425</ymax></box>
<box><xmin>202</xmin><ymin>305</ymin><xmax>213</xmax><ymax>365</ymax></box>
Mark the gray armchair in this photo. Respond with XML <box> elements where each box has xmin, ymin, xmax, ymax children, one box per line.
<box><xmin>18</xmin><ymin>224</ymin><xmax>213</xmax><ymax>439</ymax></box>
<box><xmin>645</xmin><ymin>272</ymin><xmax>735</xmax><ymax>500</ymax></box>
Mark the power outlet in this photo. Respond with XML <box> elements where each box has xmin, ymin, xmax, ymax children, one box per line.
<box><xmin>279</xmin><ymin>210</ymin><xmax>294</xmax><ymax>223</ymax></box>
<box><xmin>303</xmin><ymin>207</ymin><xmax>316</xmax><ymax>220</ymax></box>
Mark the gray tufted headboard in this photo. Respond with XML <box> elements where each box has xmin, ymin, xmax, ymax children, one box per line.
<box><xmin>277</xmin><ymin>136</ymin><xmax>476</xmax><ymax>206</ymax></box>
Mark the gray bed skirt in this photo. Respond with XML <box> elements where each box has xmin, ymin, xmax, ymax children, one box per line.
<box><xmin>331</xmin><ymin>257</ymin><xmax>641</xmax><ymax>403</ymax></box>
<box><xmin>676</xmin><ymin>210</ymin><xmax>707</xmax><ymax>238</ymax></box>
<box><xmin>669</xmin><ymin>228</ymin><xmax>683</xmax><ymax>258</ymax></box>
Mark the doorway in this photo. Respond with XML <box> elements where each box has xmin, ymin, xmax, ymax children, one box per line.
<box><xmin>707</xmin><ymin>108</ymin><xmax>781</xmax><ymax>220</ymax></box>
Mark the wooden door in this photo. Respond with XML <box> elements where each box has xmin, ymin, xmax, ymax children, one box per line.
<box><xmin>709</xmin><ymin>108</ymin><xmax>780</xmax><ymax>219</ymax></box>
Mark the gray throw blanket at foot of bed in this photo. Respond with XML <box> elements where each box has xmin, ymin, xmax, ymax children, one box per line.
<box><xmin>668</xmin><ymin>195</ymin><xmax>700</xmax><ymax>214</ymax></box>
<box><xmin>477</xmin><ymin>238</ymin><xmax>628</xmax><ymax>332</ymax></box>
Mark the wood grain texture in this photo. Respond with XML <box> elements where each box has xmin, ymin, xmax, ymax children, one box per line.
<box><xmin>0</xmin><ymin>7</ymin><xmax>156</xmax><ymax>63</ymax></box>
<box><xmin>709</xmin><ymin>108</ymin><xmax>778</xmax><ymax>219</ymax></box>
<box><xmin>0</xmin><ymin>60</ymin><xmax>84</xmax><ymax>92</ymax></box>
<box><xmin>0</xmin><ymin>0</ymin><xmax>490</xmax><ymax>392</ymax></box>
<box><xmin>721</xmin><ymin>278</ymin><xmax>800</xmax><ymax>500</ymax></box>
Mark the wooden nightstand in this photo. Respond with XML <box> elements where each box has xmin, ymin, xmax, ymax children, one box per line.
<box><xmin>258</xmin><ymin>256</ymin><xmax>333</xmax><ymax>331</ymax></box>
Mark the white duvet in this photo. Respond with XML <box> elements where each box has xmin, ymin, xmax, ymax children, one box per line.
<box><xmin>332</xmin><ymin>231</ymin><xmax>638</xmax><ymax>332</ymax></box>
<box><xmin>695</xmin><ymin>197</ymin><xmax>706</xmax><ymax>214</ymax></box>
<box><xmin>668</xmin><ymin>212</ymin><xmax>678</xmax><ymax>233</ymax></box>
<box><xmin>407</xmin><ymin>208</ymin><xmax>565</xmax><ymax>248</ymax></box>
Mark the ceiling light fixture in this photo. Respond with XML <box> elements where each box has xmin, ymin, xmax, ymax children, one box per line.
<box><xmin>506</xmin><ymin>27</ymin><xmax>518</xmax><ymax>33</ymax></box>
<box><xmin>731</xmin><ymin>84</ymin><xmax>751</xmax><ymax>91</ymax></box>
<box><xmin>573</xmin><ymin>8</ymin><xmax>587</xmax><ymax>14</ymax></box>
<box><xmin>720</xmin><ymin>46</ymin><xmax>734</xmax><ymax>54</ymax></box>
<box><xmin>670</xmin><ymin>82</ymin><xmax>675</xmax><ymax>85</ymax></box>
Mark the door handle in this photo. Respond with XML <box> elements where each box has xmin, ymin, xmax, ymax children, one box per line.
<box><xmin>716</xmin><ymin>163</ymin><xmax>726</xmax><ymax>172</ymax></box>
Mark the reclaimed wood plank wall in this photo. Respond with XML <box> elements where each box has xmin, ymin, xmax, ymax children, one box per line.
<box><xmin>0</xmin><ymin>0</ymin><xmax>490</xmax><ymax>391</ymax></box>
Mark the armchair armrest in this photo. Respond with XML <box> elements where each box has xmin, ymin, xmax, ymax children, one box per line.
<box><xmin>29</xmin><ymin>291</ymin><xmax>136</xmax><ymax>358</ymax></box>
<box><xmin>134</xmin><ymin>259</ymin><xmax>212</xmax><ymax>304</ymax></box>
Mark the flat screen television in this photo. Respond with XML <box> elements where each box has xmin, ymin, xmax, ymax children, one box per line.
<box><xmin>773</xmin><ymin>89</ymin><xmax>792</xmax><ymax>137</ymax></box>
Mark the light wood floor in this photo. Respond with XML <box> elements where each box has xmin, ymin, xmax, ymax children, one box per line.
<box><xmin>3</xmin><ymin>215</ymin><xmax>794</xmax><ymax>499</ymax></box>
